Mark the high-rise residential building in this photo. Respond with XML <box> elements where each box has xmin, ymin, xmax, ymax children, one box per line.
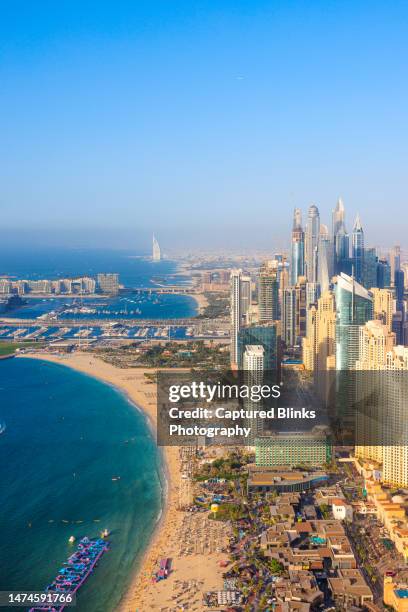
<box><xmin>0</xmin><ymin>279</ymin><xmax>11</xmax><ymax>294</ymax></box>
<box><xmin>255</xmin><ymin>429</ymin><xmax>332</xmax><ymax>467</ymax></box>
<box><xmin>278</xmin><ymin>257</ymin><xmax>290</xmax><ymax>291</ymax></box>
<box><xmin>356</xmin><ymin>320</ymin><xmax>396</xmax><ymax>370</ymax></box>
<box><xmin>389</xmin><ymin>246</ymin><xmax>406</xmax><ymax>342</ymax></box>
<box><xmin>389</xmin><ymin>245</ymin><xmax>401</xmax><ymax>287</ymax></box>
<box><xmin>402</xmin><ymin>263</ymin><xmax>408</xmax><ymax>289</ymax></box>
<box><xmin>335</xmin><ymin>272</ymin><xmax>373</xmax><ymax>370</ymax></box>
<box><xmin>355</xmin><ymin>320</ymin><xmax>396</xmax><ymax>465</ymax></box>
<box><xmin>306</xmin><ymin>282</ymin><xmax>321</xmax><ymax>311</ymax></box>
<box><xmin>395</xmin><ymin>269</ymin><xmax>405</xmax><ymax>311</ymax></box>
<box><xmin>355</xmin><ymin>326</ymin><xmax>408</xmax><ymax>488</ymax></box>
<box><xmin>332</xmin><ymin>198</ymin><xmax>351</xmax><ymax>275</ymax></box>
<box><xmin>317</xmin><ymin>224</ymin><xmax>333</xmax><ymax>293</ymax></box>
<box><xmin>152</xmin><ymin>235</ymin><xmax>161</xmax><ymax>261</ymax></box>
<box><xmin>392</xmin><ymin>310</ymin><xmax>404</xmax><ymax>345</ymax></box>
<box><xmin>305</xmin><ymin>281</ymin><xmax>320</xmax><ymax>338</ymax></box>
<box><xmin>243</xmin><ymin>344</ymin><xmax>265</xmax><ymax>372</ymax></box>
<box><xmin>0</xmin><ymin>277</ymin><xmax>92</xmax><ymax>295</ymax></box>
<box><xmin>96</xmin><ymin>273</ymin><xmax>120</xmax><ymax>295</ymax></box>
<box><xmin>275</xmin><ymin>257</ymin><xmax>290</xmax><ymax>318</ymax></box>
<box><xmin>382</xmin><ymin>346</ymin><xmax>408</xmax><ymax>486</ymax></box>
<box><xmin>230</xmin><ymin>269</ymin><xmax>251</xmax><ymax>366</ymax></box>
<box><xmin>282</xmin><ymin>276</ymin><xmax>307</xmax><ymax>347</ymax></box>
<box><xmin>332</xmin><ymin>197</ymin><xmax>346</xmax><ymax>237</ymax></box>
<box><xmin>243</xmin><ymin>345</ymin><xmax>265</xmax><ymax>445</ymax></box>
<box><xmin>303</xmin><ymin>304</ymin><xmax>318</xmax><ymax>371</ymax></box>
<box><xmin>371</xmin><ymin>288</ymin><xmax>394</xmax><ymax>331</ymax></box>
<box><xmin>303</xmin><ymin>290</ymin><xmax>336</xmax><ymax>373</ymax></box>
<box><xmin>352</xmin><ymin>214</ymin><xmax>364</xmax><ymax>284</ymax></box>
<box><xmin>376</xmin><ymin>258</ymin><xmax>391</xmax><ymax>288</ymax></box>
<box><xmin>258</xmin><ymin>265</ymin><xmax>279</xmax><ymax>322</ymax></box>
<box><xmin>237</xmin><ymin>323</ymin><xmax>278</xmax><ymax>372</ymax></box>
<box><xmin>361</xmin><ymin>247</ymin><xmax>378</xmax><ymax>289</ymax></box>
<box><xmin>305</xmin><ymin>205</ymin><xmax>320</xmax><ymax>282</ymax></box>
<box><xmin>290</xmin><ymin>208</ymin><xmax>305</xmax><ymax>285</ymax></box>
<box><xmin>282</xmin><ymin>287</ymin><xmax>297</xmax><ymax>347</ymax></box>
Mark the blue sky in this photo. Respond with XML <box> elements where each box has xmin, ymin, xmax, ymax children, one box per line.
<box><xmin>1</xmin><ymin>0</ymin><xmax>407</xmax><ymax>250</ymax></box>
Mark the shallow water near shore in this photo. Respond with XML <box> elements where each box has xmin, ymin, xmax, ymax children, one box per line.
<box><xmin>0</xmin><ymin>357</ymin><xmax>163</xmax><ymax>611</ymax></box>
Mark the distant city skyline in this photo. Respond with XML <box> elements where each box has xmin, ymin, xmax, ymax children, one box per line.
<box><xmin>1</xmin><ymin>1</ymin><xmax>408</xmax><ymax>249</ymax></box>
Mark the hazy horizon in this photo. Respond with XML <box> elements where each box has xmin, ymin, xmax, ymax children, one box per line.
<box><xmin>1</xmin><ymin>1</ymin><xmax>408</xmax><ymax>250</ymax></box>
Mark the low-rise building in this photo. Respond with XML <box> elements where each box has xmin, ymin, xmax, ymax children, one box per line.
<box><xmin>328</xmin><ymin>569</ymin><xmax>373</xmax><ymax>608</ymax></box>
<box><xmin>332</xmin><ymin>498</ymin><xmax>353</xmax><ymax>521</ymax></box>
<box><xmin>273</xmin><ymin>570</ymin><xmax>324</xmax><ymax>609</ymax></box>
<box><xmin>247</xmin><ymin>467</ymin><xmax>328</xmax><ymax>494</ymax></box>
<box><xmin>384</xmin><ymin>576</ymin><xmax>408</xmax><ymax>611</ymax></box>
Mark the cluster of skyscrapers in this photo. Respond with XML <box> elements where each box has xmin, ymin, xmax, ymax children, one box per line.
<box><xmin>230</xmin><ymin>200</ymin><xmax>408</xmax><ymax>486</ymax></box>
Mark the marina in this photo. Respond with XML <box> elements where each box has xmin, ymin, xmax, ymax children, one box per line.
<box><xmin>0</xmin><ymin>290</ymin><xmax>197</xmax><ymax>322</ymax></box>
<box><xmin>0</xmin><ymin>324</ymin><xmax>229</xmax><ymax>342</ymax></box>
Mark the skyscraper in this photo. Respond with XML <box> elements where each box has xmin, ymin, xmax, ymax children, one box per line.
<box><xmin>305</xmin><ymin>282</ymin><xmax>321</xmax><ymax>311</ymax></box>
<box><xmin>152</xmin><ymin>235</ymin><xmax>161</xmax><ymax>261</ymax></box>
<box><xmin>243</xmin><ymin>345</ymin><xmax>265</xmax><ymax>446</ymax></box>
<box><xmin>282</xmin><ymin>276</ymin><xmax>307</xmax><ymax>347</ymax></box>
<box><xmin>335</xmin><ymin>272</ymin><xmax>373</xmax><ymax>370</ymax></box>
<box><xmin>303</xmin><ymin>290</ymin><xmax>336</xmax><ymax>372</ymax></box>
<box><xmin>282</xmin><ymin>287</ymin><xmax>297</xmax><ymax>347</ymax></box>
<box><xmin>352</xmin><ymin>214</ymin><xmax>364</xmax><ymax>284</ymax></box>
<box><xmin>376</xmin><ymin>258</ymin><xmax>391</xmax><ymax>288</ymax></box>
<box><xmin>355</xmin><ymin>324</ymin><xmax>408</xmax><ymax>488</ymax></box>
<box><xmin>230</xmin><ymin>270</ymin><xmax>251</xmax><ymax>367</ymax></box>
<box><xmin>258</xmin><ymin>265</ymin><xmax>279</xmax><ymax>322</ymax></box>
<box><xmin>332</xmin><ymin>197</ymin><xmax>345</xmax><ymax>237</ymax></box>
<box><xmin>237</xmin><ymin>323</ymin><xmax>278</xmax><ymax>371</ymax></box>
<box><xmin>317</xmin><ymin>224</ymin><xmax>333</xmax><ymax>293</ymax></box>
<box><xmin>334</xmin><ymin>225</ymin><xmax>351</xmax><ymax>275</ymax></box>
<box><xmin>371</xmin><ymin>288</ymin><xmax>394</xmax><ymax>331</ymax></box>
<box><xmin>333</xmin><ymin>199</ymin><xmax>350</xmax><ymax>275</ymax></box>
<box><xmin>355</xmin><ymin>320</ymin><xmax>396</xmax><ymax>465</ymax></box>
<box><xmin>305</xmin><ymin>205</ymin><xmax>320</xmax><ymax>282</ymax></box>
<box><xmin>357</xmin><ymin>320</ymin><xmax>396</xmax><ymax>370</ymax></box>
<box><xmin>395</xmin><ymin>269</ymin><xmax>405</xmax><ymax>312</ymax></box>
<box><xmin>390</xmin><ymin>245</ymin><xmax>401</xmax><ymax>287</ymax></box>
<box><xmin>243</xmin><ymin>344</ymin><xmax>265</xmax><ymax>373</ymax></box>
<box><xmin>362</xmin><ymin>247</ymin><xmax>377</xmax><ymax>289</ymax></box>
<box><xmin>290</xmin><ymin>208</ymin><xmax>305</xmax><ymax>286</ymax></box>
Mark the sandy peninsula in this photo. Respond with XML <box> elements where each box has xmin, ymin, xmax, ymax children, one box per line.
<box><xmin>22</xmin><ymin>351</ymin><xmax>229</xmax><ymax>611</ymax></box>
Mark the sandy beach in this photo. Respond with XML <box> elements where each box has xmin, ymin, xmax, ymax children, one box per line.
<box><xmin>187</xmin><ymin>292</ymin><xmax>209</xmax><ymax>314</ymax></box>
<box><xmin>22</xmin><ymin>351</ymin><xmax>228</xmax><ymax>611</ymax></box>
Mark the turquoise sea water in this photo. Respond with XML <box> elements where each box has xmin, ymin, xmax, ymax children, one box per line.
<box><xmin>0</xmin><ymin>358</ymin><xmax>163</xmax><ymax>611</ymax></box>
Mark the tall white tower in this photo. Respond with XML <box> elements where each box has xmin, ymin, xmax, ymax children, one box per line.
<box><xmin>152</xmin><ymin>235</ymin><xmax>161</xmax><ymax>261</ymax></box>
<box><xmin>230</xmin><ymin>269</ymin><xmax>251</xmax><ymax>367</ymax></box>
<box><xmin>305</xmin><ymin>205</ymin><xmax>320</xmax><ymax>282</ymax></box>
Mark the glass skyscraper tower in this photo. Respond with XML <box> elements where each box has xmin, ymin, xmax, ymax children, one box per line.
<box><xmin>335</xmin><ymin>272</ymin><xmax>373</xmax><ymax>370</ymax></box>
<box><xmin>352</xmin><ymin>214</ymin><xmax>364</xmax><ymax>284</ymax></box>
<box><xmin>332</xmin><ymin>198</ymin><xmax>350</xmax><ymax>275</ymax></box>
<box><xmin>305</xmin><ymin>205</ymin><xmax>320</xmax><ymax>282</ymax></box>
<box><xmin>290</xmin><ymin>208</ymin><xmax>305</xmax><ymax>286</ymax></box>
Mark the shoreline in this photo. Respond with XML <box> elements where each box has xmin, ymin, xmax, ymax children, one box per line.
<box><xmin>187</xmin><ymin>291</ymin><xmax>208</xmax><ymax>314</ymax></box>
<box><xmin>19</xmin><ymin>352</ymin><xmax>182</xmax><ymax>611</ymax></box>
<box><xmin>17</xmin><ymin>351</ymin><xmax>227</xmax><ymax>611</ymax></box>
